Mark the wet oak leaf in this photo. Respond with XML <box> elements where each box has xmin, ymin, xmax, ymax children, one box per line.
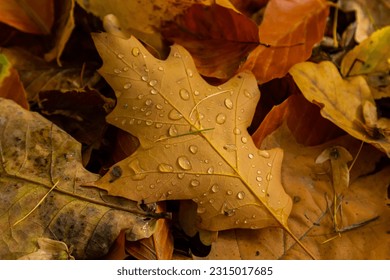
<box><xmin>241</xmin><ymin>0</ymin><xmax>329</xmax><ymax>84</ymax></box>
<box><xmin>289</xmin><ymin>61</ymin><xmax>390</xmax><ymax>156</ymax></box>
<box><xmin>0</xmin><ymin>98</ymin><xmax>155</xmax><ymax>259</ymax></box>
<box><xmin>90</xmin><ymin>33</ymin><xmax>294</xmax><ymax>236</ymax></box>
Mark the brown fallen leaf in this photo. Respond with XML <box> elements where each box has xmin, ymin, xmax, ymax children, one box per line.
<box><xmin>89</xmin><ymin>33</ymin><xmax>318</xmax><ymax>257</ymax></box>
<box><xmin>200</xmin><ymin>123</ymin><xmax>389</xmax><ymax>259</ymax></box>
<box><xmin>0</xmin><ymin>97</ymin><xmax>156</xmax><ymax>259</ymax></box>
<box><xmin>289</xmin><ymin>61</ymin><xmax>390</xmax><ymax>156</ymax></box>
<box><xmin>18</xmin><ymin>238</ymin><xmax>75</xmax><ymax>260</ymax></box>
<box><xmin>0</xmin><ymin>0</ymin><xmax>54</xmax><ymax>34</ymax></box>
<box><xmin>241</xmin><ymin>0</ymin><xmax>329</xmax><ymax>84</ymax></box>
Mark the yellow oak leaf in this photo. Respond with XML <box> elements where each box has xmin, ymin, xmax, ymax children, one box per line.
<box><xmin>289</xmin><ymin>61</ymin><xmax>390</xmax><ymax>156</ymax></box>
<box><xmin>90</xmin><ymin>33</ymin><xmax>296</xmax><ymax>240</ymax></box>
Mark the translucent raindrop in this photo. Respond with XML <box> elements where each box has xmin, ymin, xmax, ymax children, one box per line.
<box><xmin>210</xmin><ymin>184</ymin><xmax>219</xmax><ymax>193</ymax></box>
<box><xmin>177</xmin><ymin>173</ymin><xmax>185</xmax><ymax>179</ymax></box>
<box><xmin>258</xmin><ymin>150</ymin><xmax>270</xmax><ymax>158</ymax></box>
<box><xmin>113</xmin><ymin>68</ymin><xmax>121</xmax><ymax>74</ymax></box>
<box><xmin>197</xmin><ymin>207</ymin><xmax>206</xmax><ymax>214</ymax></box>
<box><xmin>216</xmin><ymin>113</ymin><xmax>226</xmax><ymax>124</ymax></box>
<box><xmin>241</xmin><ymin>137</ymin><xmax>248</xmax><ymax>143</ymax></box>
<box><xmin>233</xmin><ymin>128</ymin><xmax>241</xmax><ymax>135</ymax></box>
<box><xmin>177</xmin><ymin>156</ymin><xmax>192</xmax><ymax>170</ymax></box>
<box><xmin>256</xmin><ymin>176</ymin><xmax>263</xmax><ymax>182</ymax></box>
<box><xmin>168</xmin><ymin>109</ymin><xmax>183</xmax><ymax>120</ymax></box>
<box><xmin>123</xmin><ymin>83</ymin><xmax>132</xmax><ymax>89</ymax></box>
<box><xmin>174</xmin><ymin>52</ymin><xmax>181</xmax><ymax>58</ymax></box>
<box><xmin>248</xmin><ymin>153</ymin><xmax>254</xmax><ymax>159</ymax></box>
<box><xmin>266</xmin><ymin>173</ymin><xmax>273</xmax><ymax>181</ymax></box>
<box><xmin>145</xmin><ymin>119</ymin><xmax>153</xmax><ymax>126</ymax></box>
<box><xmin>186</xmin><ymin>69</ymin><xmax>193</xmax><ymax>77</ymax></box>
<box><xmin>209</xmin><ymin>198</ymin><xmax>214</xmax><ymax>204</ymax></box>
<box><xmin>267</xmin><ymin>162</ymin><xmax>272</xmax><ymax>167</ymax></box>
<box><xmin>145</xmin><ymin>99</ymin><xmax>152</xmax><ymax>106</ymax></box>
<box><xmin>226</xmin><ymin>190</ymin><xmax>233</xmax><ymax>195</ymax></box>
<box><xmin>150</xmin><ymin>89</ymin><xmax>158</xmax><ymax>95</ymax></box>
<box><xmin>141</xmin><ymin>76</ymin><xmax>148</xmax><ymax>81</ymax></box>
<box><xmin>132</xmin><ymin>47</ymin><xmax>140</xmax><ymax>56</ymax></box>
<box><xmin>117</xmin><ymin>53</ymin><xmax>124</xmax><ymax>59</ymax></box>
<box><xmin>158</xmin><ymin>66</ymin><xmax>164</xmax><ymax>71</ymax></box>
<box><xmin>237</xmin><ymin>191</ymin><xmax>245</xmax><ymax>200</ymax></box>
<box><xmin>149</xmin><ymin>80</ymin><xmax>157</xmax><ymax>86</ymax></box>
<box><xmin>179</xmin><ymin>88</ymin><xmax>190</xmax><ymax>100</ymax></box>
<box><xmin>168</xmin><ymin>125</ymin><xmax>178</xmax><ymax>136</ymax></box>
<box><xmin>224</xmin><ymin>208</ymin><xmax>236</xmax><ymax>217</ymax></box>
<box><xmin>207</xmin><ymin>167</ymin><xmax>214</xmax><ymax>174</ymax></box>
<box><xmin>189</xmin><ymin>145</ymin><xmax>198</xmax><ymax>154</ymax></box>
<box><xmin>223</xmin><ymin>144</ymin><xmax>237</xmax><ymax>152</ymax></box>
<box><xmin>155</xmin><ymin>104</ymin><xmax>163</xmax><ymax>110</ymax></box>
<box><xmin>158</xmin><ymin>163</ymin><xmax>174</xmax><ymax>173</ymax></box>
<box><xmin>190</xmin><ymin>179</ymin><xmax>200</xmax><ymax>187</ymax></box>
<box><xmin>224</xmin><ymin>98</ymin><xmax>233</xmax><ymax>109</ymax></box>
<box><xmin>155</xmin><ymin>123</ymin><xmax>163</xmax><ymax>128</ymax></box>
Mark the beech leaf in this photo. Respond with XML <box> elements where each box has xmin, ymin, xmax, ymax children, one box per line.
<box><xmin>90</xmin><ymin>33</ymin><xmax>294</xmax><ymax>235</ymax></box>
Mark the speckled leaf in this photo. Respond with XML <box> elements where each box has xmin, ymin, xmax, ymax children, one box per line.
<box><xmin>90</xmin><ymin>33</ymin><xmax>293</xmax><ymax>234</ymax></box>
<box><xmin>0</xmin><ymin>98</ymin><xmax>155</xmax><ymax>259</ymax></box>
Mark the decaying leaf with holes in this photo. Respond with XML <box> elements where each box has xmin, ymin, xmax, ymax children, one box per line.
<box><xmin>0</xmin><ymin>98</ymin><xmax>155</xmax><ymax>259</ymax></box>
<box><xmin>90</xmin><ymin>33</ymin><xmax>296</xmax><ymax>239</ymax></box>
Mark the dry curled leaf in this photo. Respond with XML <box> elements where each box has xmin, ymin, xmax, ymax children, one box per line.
<box><xmin>0</xmin><ymin>98</ymin><xmax>156</xmax><ymax>259</ymax></box>
<box><xmin>89</xmin><ymin>33</ymin><xmax>301</xmax><ymax>246</ymax></box>
<box><xmin>289</xmin><ymin>61</ymin><xmax>390</xmax><ymax>156</ymax></box>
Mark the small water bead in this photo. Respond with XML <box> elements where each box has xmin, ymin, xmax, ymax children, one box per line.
<box><xmin>145</xmin><ymin>119</ymin><xmax>153</xmax><ymax>126</ymax></box>
<box><xmin>158</xmin><ymin>163</ymin><xmax>174</xmax><ymax>173</ymax></box>
<box><xmin>210</xmin><ymin>184</ymin><xmax>219</xmax><ymax>193</ymax></box>
<box><xmin>216</xmin><ymin>113</ymin><xmax>226</xmax><ymax>124</ymax></box>
<box><xmin>209</xmin><ymin>198</ymin><xmax>215</xmax><ymax>204</ymax></box>
<box><xmin>241</xmin><ymin>136</ymin><xmax>248</xmax><ymax>143</ymax></box>
<box><xmin>149</xmin><ymin>184</ymin><xmax>155</xmax><ymax>189</ymax></box>
<box><xmin>122</xmin><ymin>67</ymin><xmax>129</xmax><ymax>72</ymax></box>
<box><xmin>123</xmin><ymin>83</ymin><xmax>132</xmax><ymax>89</ymax></box>
<box><xmin>179</xmin><ymin>88</ymin><xmax>190</xmax><ymax>100</ymax></box>
<box><xmin>233</xmin><ymin>128</ymin><xmax>241</xmax><ymax>135</ymax></box>
<box><xmin>177</xmin><ymin>156</ymin><xmax>192</xmax><ymax>170</ymax></box>
<box><xmin>149</xmin><ymin>80</ymin><xmax>157</xmax><ymax>86</ymax></box>
<box><xmin>258</xmin><ymin>150</ymin><xmax>270</xmax><ymax>158</ymax></box>
<box><xmin>167</xmin><ymin>190</ymin><xmax>173</xmax><ymax>196</ymax></box>
<box><xmin>145</xmin><ymin>111</ymin><xmax>152</xmax><ymax>117</ymax></box>
<box><xmin>237</xmin><ymin>191</ymin><xmax>245</xmax><ymax>200</ymax></box>
<box><xmin>261</xmin><ymin>189</ymin><xmax>266</xmax><ymax>193</ymax></box>
<box><xmin>155</xmin><ymin>123</ymin><xmax>163</xmax><ymax>128</ymax></box>
<box><xmin>155</xmin><ymin>104</ymin><xmax>163</xmax><ymax>110</ymax></box>
<box><xmin>266</xmin><ymin>173</ymin><xmax>273</xmax><ymax>181</ymax></box>
<box><xmin>224</xmin><ymin>208</ymin><xmax>236</xmax><ymax>217</ymax></box>
<box><xmin>168</xmin><ymin>109</ymin><xmax>183</xmax><ymax>120</ymax></box>
<box><xmin>113</xmin><ymin>68</ymin><xmax>121</xmax><ymax>74</ymax></box>
<box><xmin>226</xmin><ymin>190</ymin><xmax>233</xmax><ymax>195</ymax></box>
<box><xmin>256</xmin><ymin>176</ymin><xmax>263</xmax><ymax>182</ymax></box>
<box><xmin>186</xmin><ymin>69</ymin><xmax>193</xmax><ymax>77</ymax></box>
<box><xmin>197</xmin><ymin>207</ymin><xmax>206</xmax><ymax>214</ymax></box>
<box><xmin>117</xmin><ymin>53</ymin><xmax>125</xmax><ymax>59</ymax></box>
<box><xmin>267</xmin><ymin>162</ymin><xmax>272</xmax><ymax>167</ymax></box>
<box><xmin>224</xmin><ymin>98</ymin><xmax>233</xmax><ymax>109</ymax></box>
<box><xmin>150</xmin><ymin>89</ymin><xmax>158</xmax><ymax>95</ymax></box>
<box><xmin>189</xmin><ymin>145</ymin><xmax>198</xmax><ymax>154</ymax></box>
<box><xmin>244</xmin><ymin>90</ymin><xmax>253</xmax><ymax>98</ymax></box>
<box><xmin>174</xmin><ymin>52</ymin><xmax>181</xmax><ymax>58</ymax></box>
<box><xmin>141</xmin><ymin>76</ymin><xmax>148</xmax><ymax>81</ymax></box>
<box><xmin>132</xmin><ymin>47</ymin><xmax>140</xmax><ymax>56</ymax></box>
<box><xmin>137</xmin><ymin>94</ymin><xmax>144</xmax><ymax>99</ymax></box>
<box><xmin>190</xmin><ymin>179</ymin><xmax>200</xmax><ymax>187</ymax></box>
<box><xmin>140</xmin><ymin>107</ymin><xmax>146</xmax><ymax>112</ymax></box>
<box><xmin>177</xmin><ymin>173</ymin><xmax>185</xmax><ymax>179</ymax></box>
<box><xmin>207</xmin><ymin>167</ymin><xmax>214</xmax><ymax>174</ymax></box>
<box><xmin>248</xmin><ymin>153</ymin><xmax>254</xmax><ymax>159</ymax></box>
<box><xmin>168</xmin><ymin>125</ymin><xmax>178</xmax><ymax>136</ymax></box>
<box><xmin>158</xmin><ymin>66</ymin><xmax>164</xmax><ymax>71</ymax></box>
<box><xmin>145</xmin><ymin>99</ymin><xmax>152</xmax><ymax>106</ymax></box>
<box><xmin>194</xmin><ymin>90</ymin><xmax>200</xmax><ymax>96</ymax></box>
<box><xmin>136</xmin><ymin>185</ymin><xmax>143</xmax><ymax>191</ymax></box>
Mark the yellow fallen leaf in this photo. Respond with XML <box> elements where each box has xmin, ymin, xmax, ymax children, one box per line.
<box><xmin>289</xmin><ymin>61</ymin><xmax>390</xmax><ymax>156</ymax></box>
<box><xmin>341</xmin><ymin>26</ymin><xmax>390</xmax><ymax>77</ymax></box>
<box><xmin>89</xmin><ymin>32</ymin><xmax>318</xmax><ymax>257</ymax></box>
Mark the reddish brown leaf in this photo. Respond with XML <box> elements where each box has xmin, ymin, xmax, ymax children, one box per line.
<box><xmin>162</xmin><ymin>4</ymin><xmax>259</xmax><ymax>80</ymax></box>
<box><xmin>241</xmin><ymin>0</ymin><xmax>329</xmax><ymax>84</ymax></box>
<box><xmin>0</xmin><ymin>0</ymin><xmax>54</xmax><ymax>35</ymax></box>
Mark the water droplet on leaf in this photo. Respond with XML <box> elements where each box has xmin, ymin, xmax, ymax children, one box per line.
<box><xmin>179</xmin><ymin>88</ymin><xmax>190</xmax><ymax>100</ymax></box>
<box><xmin>258</xmin><ymin>150</ymin><xmax>270</xmax><ymax>158</ymax></box>
<box><xmin>216</xmin><ymin>113</ymin><xmax>226</xmax><ymax>124</ymax></box>
<box><xmin>237</xmin><ymin>191</ymin><xmax>245</xmax><ymax>200</ymax></box>
<box><xmin>168</xmin><ymin>109</ymin><xmax>183</xmax><ymax>120</ymax></box>
<box><xmin>158</xmin><ymin>163</ymin><xmax>174</xmax><ymax>173</ymax></box>
<box><xmin>190</xmin><ymin>179</ymin><xmax>200</xmax><ymax>187</ymax></box>
<box><xmin>189</xmin><ymin>145</ymin><xmax>198</xmax><ymax>154</ymax></box>
<box><xmin>224</xmin><ymin>98</ymin><xmax>233</xmax><ymax>109</ymax></box>
<box><xmin>132</xmin><ymin>47</ymin><xmax>140</xmax><ymax>56</ymax></box>
<box><xmin>168</xmin><ymin>125</ymin><xmax>178</xmax><ymax>136</ymax></box>
<box><xmin>177</xmin><ymin>156</ymin><xmax>192</xmax><ymax>170</ymax></box>
<box><xmin>211</xmin><ymin>184</ymin><xmax>219</xmax><ymax>193</ymax></box>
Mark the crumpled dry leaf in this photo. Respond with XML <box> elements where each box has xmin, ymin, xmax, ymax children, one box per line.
<box><xmin>90</xmin><ymin>33</ymin><xmax>295</xmax><ymax>238</ymax></box>
<box><xmin>199</xmin><ymin>123</ymin><xmax>389</xmax><ymax>259</ymax></box>
<box><xmin>340</xmin><ymin>0</ymin><xmax>390</xmax><ymax>42</ymax></box>
<box><xmin>241</xmin><ymin>0</ymin><xmax>329</xmax><ymax>84</ymax></box>
<box><xmin>0</xmin><ymin>0</ymin><xmax>54</xmax><ymax>34</ymax></box>
<box><xmin>289</xmin><ymin>61</ymin><xmax>390</xmax><ymax>156</ymax></box>
<box><xmin>0</xmin><ymin>98</ymin><xmax>156</xmax><ymax>259</ymax></box>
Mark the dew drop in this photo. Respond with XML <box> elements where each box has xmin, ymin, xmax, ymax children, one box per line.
<box><xmin>190</xmin><ymin>179</ymin><xmax>200</xmax><ymax>187</ymax></box>
<box><xmin>211</xmin><ymin>184</ymin><xmax>219</xmax><ymax>193</ymax></box>
<box><xmin>155</xmin><ymin>104</ymin><xmax>163</xmax><ymax>110</ymax></box>
<box><xmin>145</xmin><ymin>111</ymin><xmax>152</xmax><ymax>116</ymax></box>
<box><xmin>168</xmin><ymin>109</ymin><xmax>183</xmax><ymax>120</ymax></box>
<box><xmin>167</xmin><ymin>190</ymin><xmax>173</xmax><ymax>196</ymax></box>
<box><xmin>150</xmin><ymin>89</ymin><xmax>158</xmax><ymax>95</ymax></box>
<box><xmin>209</xmin><ymin>198</ymin><xmax>214</xmax><ymax>204</ymax></box>
<box><xmin>233</xmin><ymin>128</ymin><xmax>241</xmax><ymax>135</ymax></box>
<box><xmin>113</xmin><ymin>68</ymin><xmax>121</xmax><ymax>74</ymax></box>
<box><xmin>122</xmin><ymin>67</ymin><xmax>129</xmax><ymax>72</ymax></box>
<box><xmin>207</xmin><ymin>167</ymin><xmax>214</xmax><ymax>174</ymax></box>
<box><xmin>194</xmin><ymin>90</ymin><xmax>200</xmax><ymax>96</ymax></box>
<box><xmin>137</xmin><ymin>94</ymin><xmax>144</xmax><ymax>99</ymax></box>
<box><xmin>174</xmin><ymin>52</ymin><xmax>181</xmax><ymax>58</ymax></box>
<box><xmin>216</xmin><ymin>113</ymin><xmax>226</xmax><ymax>124</ymax></box>
<box><xmin>224</xmin><ymin>208</ymin><xmax>236</xmax><ymax>217</ymax></box>
<box><xmin>158</xmin><ymin>163</ymin><xmax>174</xmax><ymax>173</ymax></box>
<box><xmin>186</xmin><ymin>69</ymin><xmax>193</xmax><ymax>77</ymax></box>
<box><xmin>179</xmin><ymin>88</ymin><xmax>190</xmax><ymax>100</ymax></box>
<box><xmin>197</xmin><ymin>206</ymin><xmax>206</xmax><ymax>214</ymax></box>
<box><xmin>244</xmin><ymin>90</ymin><xmax>252</xmax><ymax>98</ymax></box>
<box><xmin>141</xmin><ymin>76</ymin><xmax>148</xmax><ymax>82</ymax></box>
<box><xmin>177</xmin><ymin>173</ymin><xmax>185</xmax><ymax>179</ymax></box>
<box><xmin>258</xmin><ymin>150</ymin><xmax>270</xmax><ymax>158</ymax></box>
<box><xmin>261</xmin><ymin>189</ymin><xmax>266</xmax><ymax>193</ymax></box>
<box><xmin>132</xmin><ymin>47</ymin><xmax>140</xmax><ymax>56</ymax></box>
<box><xmin>177</xmin><ymin>156</ymin><xmax>192</xmax><ymax>170</ymax></box>
<box><xmin>256</xmin><ymin>176</ymin><xmax>263</xmax><ymax>182</ymax></box>
<box><xmin>145</xmin><ymin>119</ymin><xmax>153</xmax><ymax>126</ymax></box>
<box><xmin>123</xmin><ymin>83</ymin><xmax>132</xmax><ymax>89</ymax></box>
<box><xmin>149</xmin><ymin>80</ymin><xmax>157</xmax><ymax>86</ymax></box>
<box><xmin>158</xmin><ymin>66</ymin><xmax>164</xmax><ymax>71</ymax></box>
<box><xmin>155</xmin><ymin>123</ymin><xmax>163</xmax><ymax>128</ymax></box>
<box><xmin>145</xmin><ymin>99</ymin><xmax>152</xmax><ymax>106</ymax></box>
<box><xmin>224</xmin><ymin>98</ymin><xmax>233</xmax><ymax>109</ymax></box>
<box><xmin>241</xmin><ymin>136</ymin><xmax>248</xmax><ymax>143</ymax></box>
<box><xmin>136</xmin><ymin>185</ymin><xmax>143</xmax><ymax>191</ymax></box>
<box><xmin>168</xmin><ymin>125</ymin><xmax>178</xmax><ymax>136</ymax></box>
<box><xmin>149</xmin><ymin>184</ymin><xmax>155</xmax><ymax>189</ymax></box>
<box><xmin>248</xmin><ymin>153</ymin><xmax>254</xmax><ymax>159</ymax></box>
<box><xmin>237</xmin><ymin>191</ymin><xmax>245</xmax><ymax>200</ymax></box>
<box><xmin>223</xmin><ymin>144</ymin><xmax>237</xmax><ymax>152</ymax></box>
<box><xmin>189</xmin><ymin>145</ymin><xmax>198</xmax><ymax>154</ymax></box>
<box><xmin>267</xmin><ymin>162</ymin><xmax>272</xmax><ymax>167</ymax></box>
<box><xmin>117</xmin><ymin>53</ymin><xmax>124</xmax><ymax>59</ymax></box>
<box><xmin>226</xmin><ymin>190</ymin><xmax>233</xmax><ymax>195</ymax></box>
<box><xmin>266</xmin><ymin>173</ymin><xmax>273</xmax><ymax>181</ymax></box>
